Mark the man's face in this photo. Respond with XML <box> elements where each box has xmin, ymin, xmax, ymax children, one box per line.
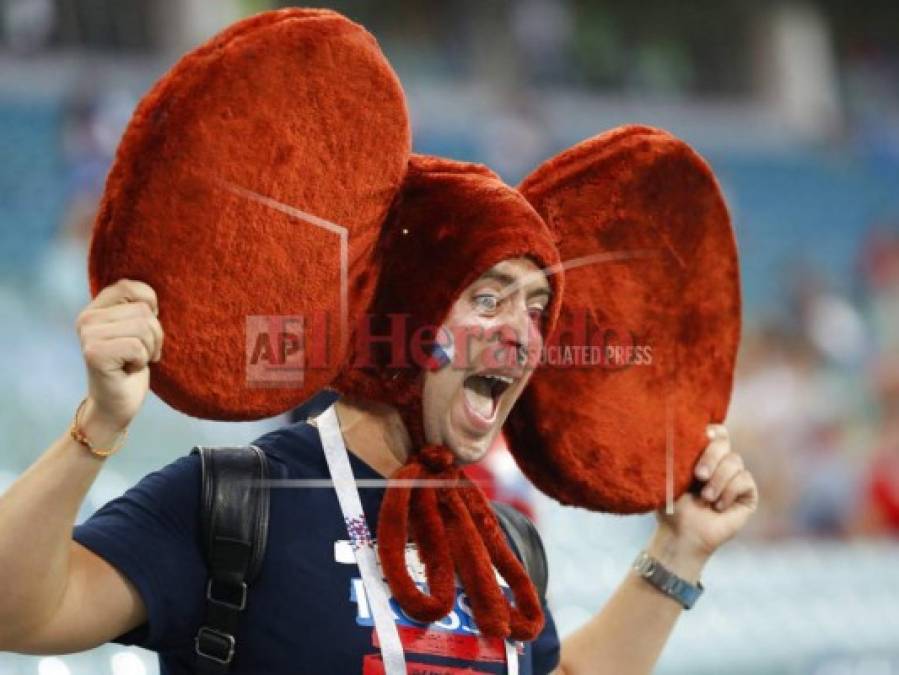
<box><xmin>421</xmin><ymin>257</ymin><xmax>551</xmax><ymax>464</ymax></box>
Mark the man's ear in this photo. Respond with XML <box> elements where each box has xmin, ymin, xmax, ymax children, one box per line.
<box><xmin>504</xmin><ymin>125</ymin><xmax>741</xmax><ymax>514</ymax></box>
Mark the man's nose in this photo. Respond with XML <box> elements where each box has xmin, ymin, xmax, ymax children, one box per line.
<box><xmin>497</xmin><ymin>300</ymin><xmax>539</xmax><ymax>364</ymax></box>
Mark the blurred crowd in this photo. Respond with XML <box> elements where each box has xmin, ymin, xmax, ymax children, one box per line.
<box><xmin>729</xmin><ymin>225</ymin><xmax>899</xmax><ymax>541</ymax></box>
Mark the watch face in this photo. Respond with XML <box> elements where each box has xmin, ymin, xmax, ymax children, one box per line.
<box><xmin>634</xmin><ymin>552</ymin><xmax>654</xmax><ymax>577</ymax></box>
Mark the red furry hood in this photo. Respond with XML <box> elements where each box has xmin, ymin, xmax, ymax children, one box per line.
<box><xmin>331</xmin><ymin>153</ymin><xmax>564</xmax><ymax>446</ymax></box>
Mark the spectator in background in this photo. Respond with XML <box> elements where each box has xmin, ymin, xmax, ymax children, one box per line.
<box><xmin>857</xmin><ymin>360</ymin><xmax>899</xmax><ymax>535</ymax></box>
<box><xmin>852</xmin><ymin>225</ymin><xmax>899</xmax><ymax>536</ymax></box>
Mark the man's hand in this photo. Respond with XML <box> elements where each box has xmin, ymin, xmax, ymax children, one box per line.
<box><xmin>76</xmin><ymin>278</ymin><xmax>163</xmax><ymax>435</ymax></box>
<box><xmin>655</xmin><ymin>423</ymin><xmax>759</xmax><ymax>560</ymax></box>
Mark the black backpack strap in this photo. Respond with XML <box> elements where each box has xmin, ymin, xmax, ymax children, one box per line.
<box><xmin>191</xmin><ymin>445</ymin><xmax>271</xmax><ymax>673</ymax></box>
<box><xmin>491</xmin><ymin>501</ymin><xmax>549</xmax><ymax>601</ymax></box>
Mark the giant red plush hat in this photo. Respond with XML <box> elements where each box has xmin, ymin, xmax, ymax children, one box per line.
<box><xmin>88</xmin><ymin>8</ymin><xmax>740</xmax><ymax>641</ymax></box>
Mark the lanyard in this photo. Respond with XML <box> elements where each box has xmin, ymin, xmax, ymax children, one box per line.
<box><xmin>316</xmin><ymin>402</ymin><xmax>519</xmax><ymax>675</ymax></box>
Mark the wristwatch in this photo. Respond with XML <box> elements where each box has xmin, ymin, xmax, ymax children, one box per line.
<box><xmin>632</xmin><ymin>550</ymin><xmax>704</xmax><ymax>609</ymax></box>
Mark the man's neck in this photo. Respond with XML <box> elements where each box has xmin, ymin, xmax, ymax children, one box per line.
<box><xmin>332</xmin><ymin>396</ymin><xmax>412</xmax><ymax>478</ymax></box>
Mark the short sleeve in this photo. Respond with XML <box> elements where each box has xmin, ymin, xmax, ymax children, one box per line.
<box><xmin>530</xmin><ymin>599</ymin><xmax>561</xmax><ymax>674</ymax></box>
<box><xmin>72</xmin><ymin>453</ymin><xmax>208</xmax><ymax>650</ymax></box>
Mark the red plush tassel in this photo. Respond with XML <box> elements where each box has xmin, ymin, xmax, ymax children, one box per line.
<box><xmin>408</xmin><ymin>485</ymin><xmax>456</xmax><ymax>612</ymax></box>
<box><xmin>376</xmin><ymin>460</ymin><xmax>455</xmax><ymax>621</ymax></box>
<box><xmin>375</xmin><ymin>443</ymin><xmax>545</xmax><ymax>640</ymax></box>
<box><xmin>461</xmin><ymin>482</ymin><xmax>544</xmax><ymax>640</ymax></box>
<box><xmin>441</xmin><ymin>487</ymin><xmax>511</xmax><ymax>637</ymax></box>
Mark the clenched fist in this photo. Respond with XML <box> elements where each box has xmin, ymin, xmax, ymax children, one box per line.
<box><xmin>75</xmin><ymin>279</ymin><xmax>164</xmax><ymax>432</ymax></box>
<box><xmin>655</xmin><ymin>424</ymin><xmax>759</xmax><ymax>558</ymax></box>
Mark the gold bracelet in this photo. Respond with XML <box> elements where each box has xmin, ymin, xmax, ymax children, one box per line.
<box><xmin>69</xmin><ymin>397</ymin><xmax>128</xmax><ymax>458</ymax></box>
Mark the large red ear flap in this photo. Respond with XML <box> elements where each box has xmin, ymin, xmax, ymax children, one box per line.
<box><xmin>89</xmin><ymin>9</ymin><xmax>411</xmax><ymax>420</ymax></box>
<box><xmin>505</xmin><ymin>125</ymin><xmax>741</xmax><ymax>512</ymax></box>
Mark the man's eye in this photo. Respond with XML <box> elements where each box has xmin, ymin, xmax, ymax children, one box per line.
<box><xmin>474</xmin><ymin>294</ymin><xmax>499</xmax><ymax>312</ymax></box>
<box><xmin>528</xmin><ymin>306</ymin><xmax>549</xmax><ymax>329</ymax></box>
<box><xmin>528</xmin><ymin>306</ymin><xmax>546</xmax><ymax>322</ymax></box>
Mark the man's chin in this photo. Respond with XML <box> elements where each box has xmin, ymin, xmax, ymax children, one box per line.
<box><xmin>444</xmin><ymin>429</ymin><xmax>493</xmax><ymax>465</ymax></box>
<box><xmin>451</xmin><ymin>444</ymin><xmax>491</xmax><ymax>466</ymax></box>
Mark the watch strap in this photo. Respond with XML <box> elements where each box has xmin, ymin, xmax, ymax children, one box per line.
<box><xmin>632</xmin><ymin>550</ymin><xmax>704</xmax><ymax>609</ymax></box>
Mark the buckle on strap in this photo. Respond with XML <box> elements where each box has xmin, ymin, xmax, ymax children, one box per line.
<box><xmin>195</xmin><ymin>626</ymin><xmax>236</xmax><ymax>665</ymax></box>
<box><xmin>207</xmin><ymin>578</ymin><xmax>248</xmax><ymax>611</ymax></box>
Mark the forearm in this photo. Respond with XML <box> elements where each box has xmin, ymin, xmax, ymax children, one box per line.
<box><xmin>0</xmin><ymin>400</ymin><xmax>120</xmax><ymax>644</ymax></box>
<box><xmin>556</xmin><ymin>527</ymin><xmax>709</xmax><ymax>675</ymax></box>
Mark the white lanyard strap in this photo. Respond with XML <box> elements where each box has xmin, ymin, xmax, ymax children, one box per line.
<box><xmin>317</xmin><ymin>404</ymin><xmax>407</xmax><ymax>675</ymax></box>
<box><xmin>505</xmin><ymin>640</ymin><xmax>519</xmax><ymax>675</ymax></box>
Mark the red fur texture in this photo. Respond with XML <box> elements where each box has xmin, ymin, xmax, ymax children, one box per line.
<box><xmin>505</xmin><ymin>126</ymin><xmax>741</xmax><ymax>512</ymax></box>
<box><xmin>88</xmin><ymin>7</ymin><xmax>741</xmax><ymax>642</ymax></box>
<box><xmin>88</xmin><ymin>8</ymin><xmax>411</xmax><ymax>419</ymax></box>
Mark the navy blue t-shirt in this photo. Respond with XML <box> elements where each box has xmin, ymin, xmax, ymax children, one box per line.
<box><xmin>73</xmin><ymin>401</ymin><xmax>561</xmax><ymax>674</ymax></box>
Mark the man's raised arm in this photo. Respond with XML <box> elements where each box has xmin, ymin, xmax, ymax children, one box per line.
<box><xmin>0</xmin><ymin>279</ymin><xmax>163</xmax><ymax>652</ymax></box>
<box><xmin>554</xmin><ymin>425</ymin><xmax>759</xmax><ymax>675</ymax></box>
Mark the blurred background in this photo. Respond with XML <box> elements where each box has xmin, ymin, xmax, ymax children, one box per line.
<box><xmin>1</xmin><ymin>0</ymin><xmax>899</xmax><ymax>673</ymax></box>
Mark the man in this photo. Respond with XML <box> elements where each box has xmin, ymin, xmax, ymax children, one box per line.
<box><xmin>0</xmin><ymin>262</ymin><xmax>757</xmax><ymax>673</ymax></box>
<box><xmin>0</xmin><ymin>9</ymin><xmax>755</xmax><ymax>672</ymax></box>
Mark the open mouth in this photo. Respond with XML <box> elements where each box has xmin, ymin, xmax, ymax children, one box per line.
<box><xmin>462</xmin><ymin>372</ymin><xmax>515</xmax><ymax>425</ymax></box>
